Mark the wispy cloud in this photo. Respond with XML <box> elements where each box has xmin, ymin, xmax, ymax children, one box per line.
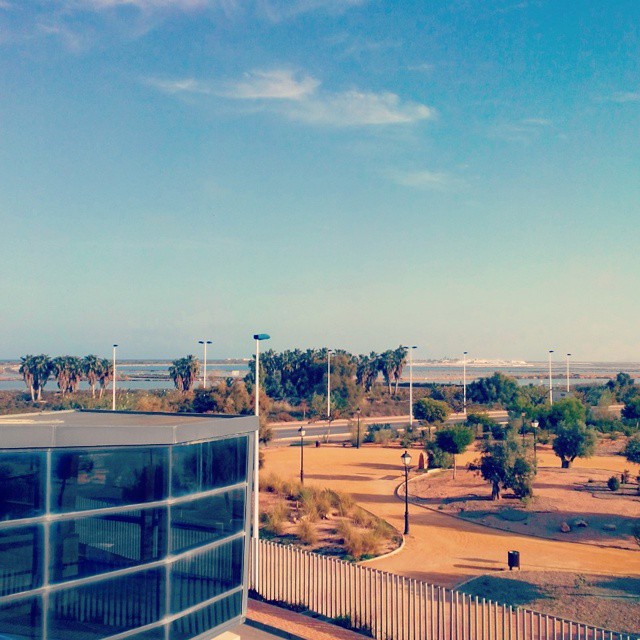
<box><xmin>489</xmin><ymin>117</ymin><xmax>552</xmax><ymax>143</ymax></box>
<box><xmin>146</xmin><ymin>68</ymin><xmax>435</xmax><ymax>127</ymax></box>
<box><xmin>390</xmin><ymin>169</ymin><xmax>464</xmax><ymax>191</ymax></box>
<box><xmin>604</xmin><ymin>90</ymin><xmax>640</xmax><ymax>104</ymax></box>
<box><xmin>407</xmin><ymin>62</ymin><xmax>435</xmax><ymax>73</ymax></box>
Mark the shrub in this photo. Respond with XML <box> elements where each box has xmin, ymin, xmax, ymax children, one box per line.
<box><xmin>351</xmin><ymin>508</ymin><xmax>375</xmax><ymax>528</ymax></box>
<box><xmin>297</xmin><ymin>519</ymin><xmax>318</xmax><ymax>545</ymax></box>
<box><xmin>262</xmin><ymin>473</ymin><xmax>286</xmax><ymax>494</ymax></box>
<box><xmin>624</xmin><ymin>434</ymin><xmax>640</xmax><ymax>464</ymax></box>
<box><xmin>330</xmin><ymin>490</ymin><xmax>355</xmax><ymax>517</ymax></box>
<box><xmin>425</xmin><ymin>442</ymin><xmax>453</xmax><ymax>469</ymax></box>
<box><xmin>263</xmin><ymin>501</ymin><xmax>288</xmax><ymax>536</ymax></box>
<box><xmin>607</xmin><ymin>475</ymin><xmax>620</xmax><ymax>492</ymax></box>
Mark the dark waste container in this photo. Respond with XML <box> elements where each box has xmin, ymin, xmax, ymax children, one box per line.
<box><xmin>508</xmin><ymin>550</ymin><xmax>520</xmax><ymax>570</ymax></box>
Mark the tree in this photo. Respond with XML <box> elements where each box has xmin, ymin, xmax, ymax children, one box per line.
<box><xmin>552</xmin><ymin>421</ymin><xmax>596</xmax><ymax>468</ymax></box>
<box><xmin>391</xmin><ymin>346</ymin><xmax>408</xmax><ymax>395</ymax></box>
<box><xmin>479</xmin><ymin>439</ymin><xmax>534</xmax><ymax>500</ymax></box>
<box><xmin>356</xmin><ymin>353</ymin><xmax>379</xmax><ymax>392</ymax></box>
<box><xmin>467</xmin><ymin>372</ymin><xmax>519</xmax><ymax>409</ymax></box>
<box><xmin>435</xmin><ymin>425</ymin><xmax>474</xmax><ymax>478</ymax></box>
<box><xmin>83</xmin><ymin>355</ymin><xmax>102</xmax><ymax>398</ymax></box>
<box><xmin>546</xmin><ymin>397</ymin><xmax>587</xmax><ymax>431</ymax></box>
<box><xmin>606</xmin><ymin>372</ymin><xmax>636</xmax><ymax>403</ymax></box>
<box><xmin>97</xmin><ymin>358</ymin><xmax>113</xmax><ymax>398</ymax></box>
<box><xmin>169</xmin><ymin>355</ymin><xmax>200</xmax><ymax>393</ymax></box>
<box><xmin>19</xmin><ymin>354</ymin><xmax>52</xmax><ymax>401</ymax></box>
<box><xmin>624</xmin><ymin>434</ymin><xmax>640</xmax><ymax>464</ymax></box>
<box><xmin>622</xmin><ymin>396</ymin><xmax>640</xmax><ymax>421</ymax></box>
<box><xmin>377</xmin><ymin>350</ymin><xmax>396</xmax><ymax>395</ymax></box>
<box><xmin>465</xmin><ymin>413</ymin><xmax>498</xmax><ymax>438</ymax></box>
<box><xmin>51</xmin><ymin>356</ymin><xmax>83</xmax><ymax>397</ymax></box>
<box><xmin>413</xmin><ymin>397</ymin><xmax>451</xmax><ymax>425</ymax></box>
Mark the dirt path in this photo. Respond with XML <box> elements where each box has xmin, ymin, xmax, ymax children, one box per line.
<box><xmin>262</xmin><ymin>444</ymin><xmax>640</xmax><ymax>589</ymax></box>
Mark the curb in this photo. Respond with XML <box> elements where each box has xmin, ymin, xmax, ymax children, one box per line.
<box><xmin>244</xmin><ymin>617</ymin><xmax>306</xmax><ymax>640</ymax></box>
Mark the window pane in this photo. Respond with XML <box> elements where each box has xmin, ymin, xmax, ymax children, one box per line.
<box><xmin>172</xmin><ymin>437</ymin><xmax>247</xmax><ymax>497</ymax></box>
<box><xmin>0</xmin><ymin>596</ymin><xmax>42</xmax><ymax>640</ymax></box>
<box><xmin>171</xmin><ymin>489</ymin><xmax>245</xmax><ymax>553</ymax></box>
<box><xmin>171</xmin><ymin>538</ymin><xmax>244</xmax><ymax>613</ymax></box>
<box><xmin>50</xmin><ymin>508</ymin><xmax>167</xmax><ymax>584</ymax></box>
<box><xmin>50</xmin><ymin>448</ymin><xmax>168</xmax><ymax>513</ymax></box>
<box><xmin>48</xmin><ymin>568</ymin><xmax>165</xmax><ymax>640</ymax></box>
<box><xmin>0</xmin><ymin>452</ymin><xmax>45</xmax><ymax>521</ymax></box>
<box><xmin>169</xmin><ymin>592</ymin><xmax>242</xmax><ymax>640</ymax></box>
<box><xmin>0</xmin><ymin>526</ymin><xmax>43</xmax><ymax>597</ymax></box>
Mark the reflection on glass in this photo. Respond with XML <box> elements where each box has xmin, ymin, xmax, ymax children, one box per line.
<box><xmin>171</xmin><ymin>489</ymin><xmax>245</xmax><ymax>553</ymax></box>
<box><xmin>171</xmin><ymin>538</ymin><xmax>244</xmax><ymax>613</ymax></box>
<box><xmin>0</xmin><ymin>452</ymin><xmax>45</xmax><ymax>521</ymax></box>
<box><xmin>48</xmin><ymin>568</ymin><xmax>165</xmax><ymax>640</ymax></box>
<box><xmin>124</xmin><ymin>627</ymin><xmax>166</xmax><ymax>639</ymax></box>
<box><xmin>50</xmin><ymin>508</ymin><xmax>167</xmax><ymax>583</ymax></box>
<box><xmin>172</xmin><ymin>437</ymin><xmax>247</xmax><ymax>497</ymax></box>
<box><xmin>0</xmin><ymin>526</ymin><xmax>42</xmax><ymax>597</ymax></box>
<box><xmin>170</xmin><ymin>592</ymin><xmax>242</xmax><ymax>640</ymax></box>
<box><xmin>50</xmin><ymin>448</ymin><xmax>168</xmax><ymax>513</ymax></box>
<box><xmin>0</xmin><ymin>595</ymin><xmax>42</xmax><ymax>640</ymax></box>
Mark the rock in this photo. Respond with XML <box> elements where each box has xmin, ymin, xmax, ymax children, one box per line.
<box><xmin>603</xmin><ymin>523</ymin><xmax>617</xmax><ymax>531</ymax></box>
<box><xmin>560</xmin><ymin>522</ymin><xmax>571</xmax><ymax>533</ymax></box>
<box><xmin>573</xmin><ymin>519</ymin><xmax>588</xmax><ymax>528</ymax></box>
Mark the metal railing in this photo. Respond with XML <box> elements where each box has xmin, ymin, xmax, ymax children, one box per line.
<box><xmin>250</xmin><ymin>539</ymin><xmax>637</xmax><ymax>640</ymax></box>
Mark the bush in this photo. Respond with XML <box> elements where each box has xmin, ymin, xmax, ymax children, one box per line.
<box><xmin>263</xmin><ymin>501</ymin><xmax>288</xmax><ymax>535</ymax></box>
<box><xmin>624</xmin><ymin>434</ymin><xmax>640</xmax><ymax>464</ymax></box>
<box><xmin>297</xmin><ymin>519</ymin><xmax>318</xmax><ymax>545</ymax></box>
<box><xmin>425</xmin><ymin>442</ymin><xmax>453</xmax><ymax>469</ymax></box>
<box><xmin>607</xmin><ymin>475</ymin><xmax>620</xmax><ymax>492</ymax></box>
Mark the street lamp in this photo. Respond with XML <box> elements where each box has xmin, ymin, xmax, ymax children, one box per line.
<box><xmin>521</xmin><ymin>412</ymin><xmax>527</xmax><ymax>445</ymax></box>
<box><xmin>198</xmin><ymin>340</ymin><xmax>212</xmax><ymax>389</ymax></box>
<box><xmin>531</xmin><ymin>419</ymin><xmax>539</xmax><ymax>460</ymax></box>
<box><xmin>463</xmin><ymin>351</ymin><xmax>468</xmax><ymax>415</ymax></box>
<box><xmin>409</xmin><ymin>346</ymin><xmax>418</xmax><ymax>427</ymax></box>
<box><xmin>112</xmin><ymin>344</ymin><xmax>118</xmax><ymax>411</ymax></box>
<box><xmin>327</xmin><ymin>348</ymin><xmax>334</xmax><ymax>420</ymax></box>
<box><xmin>548</xmin><ymin>350</ymin><xmax>554</xmax><ymax>406</ymax></box>
<box><xmin>251</xmin><ymin>332</ymin><xmax>270</xmax><ymax>588</ymax></box>
<box><xmin>298</xmin><ymin>427</ymin><xmax>306</xmax><ymax>484</ymax></box>
<box><xmin>356</xmin><ymin>407</ymin><xmax>361</xmax><ymax>449</ymax></box>
<box><xmin>401</xmin><ymin>450</ymin><xmax>412</xmax><ymax>535</ymax></box>
<box><xmin>566</xmin><ymin>353</ymin><xmax>572</xmax><ymax>393</ymax></box>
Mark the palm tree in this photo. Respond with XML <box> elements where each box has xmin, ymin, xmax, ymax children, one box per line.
<box><xmin>83</xmin><ymin>355</ymin><xmax>101</xmax><ymax>398</ymax></box>
<box><xmin>97</xmin><ymin>358</ymin><xmax>113</xmax><ymax>398</ymax></box>
<box><xmin>52</xmin><ymin>357</ymin><xmax>72</xmax><ymax>397</ymax></box>
<box><xmin>392</xmin><ymin>346</ymin><xmax>408</xmax><ymax>395</ymax></box>
<box><xmin>19</xmin><ymin>354</ymin><xmax>52</xmax><ymax>401</ymax></box>
<box><xmin>169</xmin><ymin>355</ymin><xmax>200</xmax><ymax>393</ymax></box>
<box><xmin>378</xmin><ymin>350</ymin><xmax>396</xmax><ymax>394</ymax></box>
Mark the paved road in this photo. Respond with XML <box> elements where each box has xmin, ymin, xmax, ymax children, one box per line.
<box><xmin>262</xmin><ymin>444</ymin><xmax>640</xmax><ymax>588</ymax></box>
<box><xmin>269</xmin><ymin>410</ymin><xmax>508</xmax><ymax>444</ymax></box>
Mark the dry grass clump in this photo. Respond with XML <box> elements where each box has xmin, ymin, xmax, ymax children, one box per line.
<box><xmin>351</xmin><ymin>507</ymin><xmax>375</xmax><ymax>528</ymax></box>
<box><xmin>262</xmin><ymin>500</ymin><xmax>288</xmax><ymax>536</ymax></box>
<box><xmin>262</xmin><ymin>472</ymin><xmax>287</xmax><ymax>494</ymax></box>
<box><xmin>337</xmin><ymin>520</ymin><xmax>385</xmax><ymax>560</ymax></box>
<box><xmin>329</xmin><ymin>490</ymin><xmax>355</xmax><ymax>516</ymax></box>
<box><xmin>298</xmin><ymin>519</ymin><xmax>319</xmax><ymax>545</ymax></box>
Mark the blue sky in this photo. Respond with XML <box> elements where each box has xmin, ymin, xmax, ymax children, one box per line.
<box><xmin>1</xmin><ymin>0</ymin><xmax>639</xmax><ymax>361</ymax></box>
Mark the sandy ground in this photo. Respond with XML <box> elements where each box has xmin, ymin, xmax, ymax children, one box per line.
<box><xmin>408</xmin><ymin>447</ymin><xmax>640</xmax><ymax>550</ymax></box>
<box><xmin>261</xmin><ymin>443</ymin><xmax>640</xmax><ymax>589</ymax></box>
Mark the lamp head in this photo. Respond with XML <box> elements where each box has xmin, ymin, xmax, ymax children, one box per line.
<box><xmin>401</xmin><ymin>450</ymin><xmax>412</xmax><ymax>467</ymax></box>
<box><xmin>298</xmin><ymin>427</ymin><xmax>306</xmax><ymax>437</ymax></box>
<box><xmin>532</xmin><ymin>420</ymin><xmax>539</xmax><ymax>429</ymax></box>
<box><xmin>253</xmin><ymin>334</ymin><xmax>270</xmax><ymax>341</ymax></box>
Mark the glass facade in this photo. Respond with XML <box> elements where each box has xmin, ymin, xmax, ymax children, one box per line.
<box><xmin>0</xmin><ymin>434</ymin><xmax>251</xmax><ymax>640</ymax></box>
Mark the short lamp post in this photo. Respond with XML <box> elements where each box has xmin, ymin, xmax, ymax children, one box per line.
<box><xmin>298</xmin><ymin>427</ymin><xmax>306</xmax><ymax>484</ymax></box>
<box><xmin>531</xmin><ymin>420</ymin><xmax>539</xmax><ymax>460</ymax></box>
<box><xmin>356</xmin><ymin>407</ymin><xmax>361</xmax><ymax>449</ymax></box>
<box><xmin>401</xmin><ymin>450</ymin><xmax>412</xmax><ymax>535</ymax></box>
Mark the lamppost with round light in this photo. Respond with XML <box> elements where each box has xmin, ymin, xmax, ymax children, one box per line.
<box><xmin>401</xmin><ymin>450</ymin><xmax>412</xmax><ymax>535</ymax></box>
<box><xmin>298</xmin><ymin>426</ymin><xmax>306</xmax><ymax>484</ymax></box>
<box><xmin>531</xmin><ymin>419</ymin><xmax>539</xmax><ymax>460</ymax></box>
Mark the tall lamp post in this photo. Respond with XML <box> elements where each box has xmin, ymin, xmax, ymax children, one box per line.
<box><xmin>401</xmin><ymin>450</ymin><xmax>412</xmax><ymax>535</ymax></box>
<box><xmin>409</xmin><ymin>346</ymin><xmax>417</xmax><ymax>427</ymax></box>
<box><xmin>566</xmin><ymin>353</ymin><xmax>571</xmax><ymax>393</ymax></box>
<box><xmin>298</xmin><ymin>427</ymin><xmax>305</xmax><ymax>484</ymax></box>
<box><xmin>198</xmin><ymin>340</ymin><xmax>212</xmax><ymax>389</ymax></box>
<box><xmin>327</xmin><ymin>348</ymin><xmax>333</xmax><ymax>420</ymax></box>
<box><xmin>112</xmin><ymin>344</ymin><xmax>118</xmax><ymax>411</ymax></box>
<box><xmin>463</xmin><ymin>351</ymin><xmax>468</xmax><ymax>415</ymax></box>
<box><xmin>548</xmin><ymin>350</ymin><xmax>554</xmax><ymax>405</ymax></box>
<box><xmin>532</xmin><ymin>419</ymin><xmax>539</xmax><ymax>461</ymax></box>
<box><xmin>252</xmin><ymin>332</ymin><xmax>270</xmax><ymax>588</ymax></box>
<box><xmin>356</xmin><ymin>407</ymin><xmax>361</xmax><ymax>449</ymax></box>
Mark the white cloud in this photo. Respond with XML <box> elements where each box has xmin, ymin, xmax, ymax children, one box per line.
<box><xmin>67</xmin><ymin>0</ymin><xmax>210</xmax><ymax>10</ymax></box>
<box><xmin>146</xmin><ymin>68</ymin><xmax>435</xmax><ymax>127</ymax></box>
<box><xmin>489</xmin><ymin>117</ymin><xmax>552</xmax><ymax>143</ymax></box>
<box><xmin>605</xmin><ymin>90</ymin><xmax>640</xmax><ymax>104</ymax></box>
<box><xmin>222</xmin><ymin>69</ymin><xmax>320</xmax><ymax>100</ymax></box>
<box><xmin>391</xmin><ymin>169</ymin><xmax>463</xmax><ymax>190</ymax></box>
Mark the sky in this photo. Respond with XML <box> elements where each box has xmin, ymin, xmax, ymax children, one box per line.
<box><xmin>1</xmin><ymin>0</ymin><xmax>639</xmax><ymax>362</ymax></box>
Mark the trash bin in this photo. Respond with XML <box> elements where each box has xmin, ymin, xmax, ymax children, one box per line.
<box><xmin>508</xmin><ymin>550</ymin><xmax>520</xmax><ymax>571</ymax></box>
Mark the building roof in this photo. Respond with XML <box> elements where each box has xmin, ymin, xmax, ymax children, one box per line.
<box><xmin>0</xmin><ymin>410</ymin><xmax>257</xmax><ymax>449</ymax></box>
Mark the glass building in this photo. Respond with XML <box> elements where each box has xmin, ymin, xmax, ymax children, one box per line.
<box><xmin>0</xmin><ymin>410</ymin><xmax>257</xmax><ymax>640</ymax></box>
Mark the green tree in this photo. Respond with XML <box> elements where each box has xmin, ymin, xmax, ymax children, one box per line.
<box><xmin>169</xmin><ymin>355</ymin><xmax>200</xmax><ymax>393</ymax></box>
<box><xmin>356</xmin><ymin>352</ymin><xmax>379</xmax><ymax>391</ymax></box>
<box><xmin>413</xmin><ymin>397</ymin><xmax>451</xmax><ymax>425</ymax></box>
<box><xmin>467</xmin><ymin>372</ymin><xmax>519</xmax><ymax>408</ymax></box>
<box><xmin>97</xmin><ymin>358</ymin><xmax>113</xmax><ymax>398</ymax></box>
<box><xmin>51</xmin><ymin>356</ymin><xmax>83</xmax><ymax>397</ymax></box>
<box><xmin>479</xmin><ymin>439</ymin><xmax>535</xmax><ymax>500</ymax></box>
<box><xmin>624</xmin><ymin>434</ymin><xmax>640</xmax><ymax>464</ymax></box>
<box><xmin>83</xmin><ymin>355</ymin><xmax>102</xmax><ymax>398</ymax></box>
<box><xmin>19</xmin><ymin>354</ymin><xmax>52</xmax><ymax>402</ymax></box>
<box><xmin>606</xmin><ymin>372</ymin><xmax>636</xmax><ymax>403</ymax></box>
<box><xmin>465</xmin><ymin>413</ymin><xmax>498</xmax><ymax>438</ymax></box>
<box><xmin>552</xmin><ymin>421</ymin><xmax>597</xmax><ymax>468</ymax></box>
<box><xmin>435</xmin><ymin>425</ymin><xmax>474</xmax><ymax>478</ymax></box>
<box><xmin>622</xmin><ymin>396</ymin><xmax>640</xmax><ymax>421</ymax></box>
<box><xmin>546</xmin><ymin>397</ymin><xmax>587</xmax><ymax>431</ymax></box>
